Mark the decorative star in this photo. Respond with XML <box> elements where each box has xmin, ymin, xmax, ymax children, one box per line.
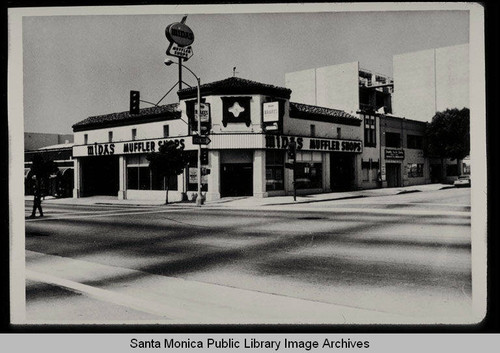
<box><xmin>228</xmin><ymin>102</ymin><xmax>245</xmax><ymax>117</ymax></box>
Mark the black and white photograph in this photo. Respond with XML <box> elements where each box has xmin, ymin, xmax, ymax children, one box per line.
<box><xmin>8</xmin><ymin>1</ymin><xmax>488</xmax><ymax>334</ymax></box>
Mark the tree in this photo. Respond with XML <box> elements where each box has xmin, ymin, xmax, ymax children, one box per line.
<box><xmin>425</xmin><ymin>108</ymin><xmax>470</xmax><ymax>178</ymax></box>
<box><xmin>146</xmin><ymin>141</ymin><xmax>187</xmax><ymax>204</ymax></box>
<box><xmin>29</xmin><ymin>153</ymin><xmax>59</xmax><ymax>196</ymax></box>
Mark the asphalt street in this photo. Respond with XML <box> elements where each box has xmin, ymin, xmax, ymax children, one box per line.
<box><xmin>23</xmin><ymin>188</ymin><xmax>472</xmax><ymax>324</ymax></box>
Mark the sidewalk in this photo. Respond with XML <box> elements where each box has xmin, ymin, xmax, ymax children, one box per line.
<box><xmin>25</xmin><ymin>183</ymin><xmax>456</xmax><ymax>209</ymax></box>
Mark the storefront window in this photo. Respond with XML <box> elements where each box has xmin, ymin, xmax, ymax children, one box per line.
<box><xmin>407</xmin><ymin>163</ymin><xmax>424</xmax><ymax>178</ymax></box>
<box><xmin>127</xmin><ymin>155</ymin><xmax>178</xmax><ymax>191</ymax></box>
<box><xmin>295</xmin><ymin>162</ymin><xmax>322</xmax><ymax>189</ymax></box>
<box><xmin>266</xmin><ymin>150</ymin><xmax>284</xmax><ymax>191</ymax></box>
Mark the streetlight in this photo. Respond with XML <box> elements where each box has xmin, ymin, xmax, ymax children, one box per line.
<box><xmin>165</xmin><ymin>59</ymin><xmax>203</xmax><ymax>207</ymax></box>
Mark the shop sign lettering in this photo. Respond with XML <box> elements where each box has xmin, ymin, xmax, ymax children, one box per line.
<box><xmin>385</xmin><ymin>148</ymin><xmax>405</xmax><ymax>159</ymax></box>
<box><xmin>83</xmin><ymin>138</ymin><xmax>185</xmax><ymax>156</ymax></box>
<box><xmin>265</xmin><ymin>135</ymin><xmax>304</xmax><ymax>150</ymax></box>
<box><xmin>87</xmin><ymin>143</ymin><xmax>115</xmax><ymax>156</ymax></box>
<box><xmin>265</xmin><ymin>134</ymin><xmax>362</xmax><ymax>153</ymax></box>
<box><xmin>309</xmin><ymin>139</ymin><xmax>362</xmax><ymax>152</ymax></box>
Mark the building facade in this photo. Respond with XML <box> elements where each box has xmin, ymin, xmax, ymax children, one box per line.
<box><xmin>71</xmin><ymin>77</ymin><xmax>364</xmax><ymax>202</ymax></box>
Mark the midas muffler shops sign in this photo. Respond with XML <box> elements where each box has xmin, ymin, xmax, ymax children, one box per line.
<box><xmin>73</xmin><ymin>137</ymin><xmax>189</xmax><ymax>157</ymax></box>
<box><xmin>265</xmin><ymin>134</ymin><xmax>362</xmax><ymax>153</ymax></box>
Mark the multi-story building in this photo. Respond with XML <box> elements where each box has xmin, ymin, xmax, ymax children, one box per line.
<box><xmin>71</xmin><ymin>77</ymin><xmax>364</xmax><ymax>202</ymax></box>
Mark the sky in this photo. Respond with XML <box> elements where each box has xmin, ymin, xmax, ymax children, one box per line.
<box><xmin>19</xmin><ymin>6</ymin><xmax>470</xmax><ymax>134</ymax></box>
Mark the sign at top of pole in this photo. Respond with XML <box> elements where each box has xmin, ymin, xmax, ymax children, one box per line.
<box><xmin>165</xmin><ymin>15</ymin><xmax>194</xmax><ymax>47</ymax></box>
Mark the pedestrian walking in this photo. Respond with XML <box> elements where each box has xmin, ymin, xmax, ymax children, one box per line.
<box><xmin>30</xmin><ymin>184</ymin><xmax>44</xmax><ymax>218</ymax></box>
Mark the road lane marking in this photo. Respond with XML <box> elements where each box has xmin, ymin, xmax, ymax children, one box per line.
<box><xmin>26</xmin><ymin>269</ymin><xmax>192</xmax><ymax>320</ymax></box>
<box><xmin>24</xmin><ymin>208</ymin><xmax>186</xmax><ymax>222</ymax></box>
<box><xmin>212</xmin><ymin>206</ymin><xmax>471</xmax><ymax>217</ymax></box>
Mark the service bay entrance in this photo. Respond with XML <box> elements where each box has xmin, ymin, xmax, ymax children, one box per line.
<box><xmin>220</xmin><ymin>163</ymin><xmax>253</xmax><ymax>197</ymax></box>
<box><xmin>80</xmin><ymin>156</ymin><xmax>119</xmax><ymax>196</ymax></box>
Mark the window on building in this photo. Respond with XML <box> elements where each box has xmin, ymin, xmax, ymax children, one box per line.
<box><xmin>126</xmin><ymin>155</ymin><xmax>178</xmax><ymax>191</ymax></box>
<box><xmin>132</xmin><ymin>128</ymin><xmax>137</xmax><ymax>141</ymax></box>
<box><xmin>407</xmin><ymin>134</ymin><xmax>423</xmax><ymax>149</ymax></box>
<box><xmin>337</xmin><ymin>127</ymin><xmax>342</xmax><ymax>139</ymax></box>
<box><xmin>295</xmin><ymin>162</ymin><xmax>322</xmax><ymax>189</ymax></box>
<box><xmin>362</xmin><ymin>164</ymin><xmax>370</xmax><ymax>182</ymax></box>
<box><xmin>84</xmin><ymin>134</ymin><xmax>88</xmax><ymax>145</ymax></box>
<box><xmin>310</xmin><ymin>124</ymin><xmax>316</xmax><ymax>137</ymax></box>
<box><xmin>363</xmin><ymin>114</ymin><xmax>376</xmax><ymax>147</ymax></box>
<box><xmin>108</xmin><ymin>131</ymin><xmax>113</xmax><ymax>142</ymax></box>
<box><xmin>163</xmin><ymin>125</ymin><xmax>170</xmax><ymax>137</ymax></box>
<box><xmin>408</xmin><ymin>163</ymin><xmax>424</xmax><ymax>178</ymax></box>
<box><xmin>266</xmin><ymin>150</ymin><xmax>284</xmax><ymax>191</ymax></box>
<box><xmin>385</xmin><ymin>132</ymin><xmax>401</xmax><ymax>148</ymax></box>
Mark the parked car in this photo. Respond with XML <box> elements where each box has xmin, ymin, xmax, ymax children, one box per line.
<box><xmin>454</xmin><ymin>175</ymin><xmax>471</xmax><ymax>187</ymax></box>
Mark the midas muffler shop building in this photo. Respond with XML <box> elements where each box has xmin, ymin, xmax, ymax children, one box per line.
<box><xmin>72</xmin><ymin>77</ymin><xmax>363</xmax><ymax>202</ymax></box>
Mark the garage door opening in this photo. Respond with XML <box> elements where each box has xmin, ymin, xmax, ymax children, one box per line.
<box><xmin>81</xmin><ymin>156</ymin><xmax>119</xmax><ymax>197</ymax></box>
<box><xmin>221</xmin><ymin>163</ymin><xmax>253</xmax><ymax>197</ymax></box>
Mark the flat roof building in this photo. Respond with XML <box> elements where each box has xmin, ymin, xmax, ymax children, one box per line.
<box><xmin>72</xmin><ymin>77</ymin><xmax>364</xmax><ymax>202</ymax></box>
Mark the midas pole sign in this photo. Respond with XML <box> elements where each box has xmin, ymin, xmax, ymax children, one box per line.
<box><xmin>165</xmin><ymin>17</ymin><xmax>195</xmax><ymax>61</ymax></box>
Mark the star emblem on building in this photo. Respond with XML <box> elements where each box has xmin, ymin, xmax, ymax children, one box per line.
<box><xmin>228</xmin><ymin>102</ymin><xmax>245</xmax><ymax>117</ymax></box>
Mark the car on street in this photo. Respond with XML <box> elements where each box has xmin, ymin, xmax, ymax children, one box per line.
<box><xmin>454</xmin><ymin>175</ymin><xmax>471</xmax><ymax>187</ymax></box>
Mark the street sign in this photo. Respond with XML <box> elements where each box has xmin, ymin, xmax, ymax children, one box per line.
<box><xmin>166</xmin><ymin>43</ymin><xmax>194</xmax><ymax>60</ymax></box>
<box><xmin>192</xmin><ymin>135</ymin><xmax>211</xmax><ymax>145</ymax></box>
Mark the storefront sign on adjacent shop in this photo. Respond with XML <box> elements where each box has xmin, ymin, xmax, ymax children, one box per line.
<box><xmin>385</xmin><ymin>148</ymin><xmax>405</xmax><ymax>159</ymax></box>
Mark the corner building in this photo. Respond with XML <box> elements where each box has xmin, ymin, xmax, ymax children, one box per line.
<box><xmin>72</xmin><ymin>77</ymin><xmax>363</xmax><ymax>201</ymax></box>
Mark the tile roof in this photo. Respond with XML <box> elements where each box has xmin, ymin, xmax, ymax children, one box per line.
<box><xmin>289</xmin><ymin>102</ymin><xmax>361</xmax><ymax>126</ymax></box>
<box><xmin>72</xmin><ymin>103</ymin><xmax>180</xmax><ymax>132</ymax></box>
<box><xmin>178</xmin><ymin>77</ymin><xmax>292</xmax><ymax>100</ymax></box>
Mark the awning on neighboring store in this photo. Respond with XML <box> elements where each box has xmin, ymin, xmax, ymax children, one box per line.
<box><xmin>58</xmin><ymin>167</ymin><xmax>74</xmax><ymax>176</ymax></box>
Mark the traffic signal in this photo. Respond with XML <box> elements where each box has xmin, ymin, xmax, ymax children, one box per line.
<box><xmin>130</xmin><ymin>90</ymin><xmax>140</xmax><ymax>114</ymax></box>
<box><xmin>287</xmin><ymin>140</ymin><xmax>296</xmax><ymax>160</ymax></box>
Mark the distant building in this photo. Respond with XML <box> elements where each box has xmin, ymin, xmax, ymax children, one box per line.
<box><xmin>285</xmin><ymin>62</ymin><xmax>393</xmax><ymax>116</ymax></box>
<box><xmin>392</xmin><ymin>43</ymin><xmax>469</xmax><ymax>122</ymax></box>
<box><xmin>24</xmin><ymin>132</ymin><xmax>74</xmax><ymax>197</ymax></box>
<box><xmin>24</xmin><ymin>132</ymin><xmax>73</xmax><ymax>151</ymax></box>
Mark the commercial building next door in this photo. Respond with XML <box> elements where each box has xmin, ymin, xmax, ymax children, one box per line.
<box><xmin>220</xmin><ymin>163</ymin><xmax>253</xmax><ymax>197</ymax></box>
<box><xmin>386</xmin><ymin>163</ymin><xmax>401</xmax><ymax>187</ymax></box>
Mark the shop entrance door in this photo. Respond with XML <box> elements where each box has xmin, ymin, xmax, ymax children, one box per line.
<box><xmin>386</xmin><ymin>163</ymin><xmax>401</xmax><ymax>187</ymax></box>
<box><xmin>81</xmin><ymin>156</ymin><xmax>119</xmax><ymax>196</ymax></box>
<box><xmin>330</xmin><ymin>153</ymin><xmax>355</xmax><ymax>191</ymax></box>
<box><xmin>221</xmin><ymin>163</ymin><xmax>253</xmax><ymax>197</ymax></box>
